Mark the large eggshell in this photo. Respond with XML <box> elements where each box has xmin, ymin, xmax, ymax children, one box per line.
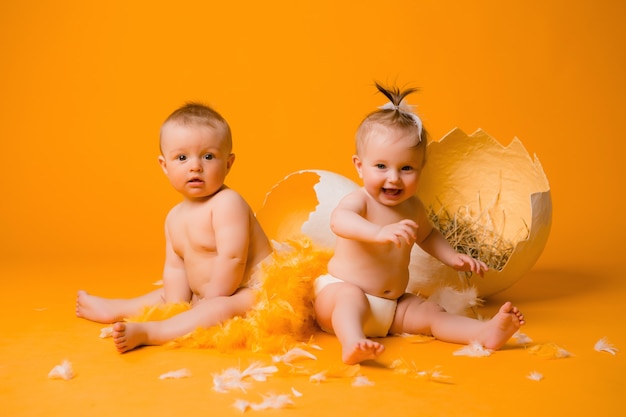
<box><xmin>256</xmin><ymin>170</ymin><xmax>359</xmax><ymax>248</ymax></box>
<box><xmin>407</xmin><ymin>128</ymin><xmax>552</xmax><ymax>297</ymax></box>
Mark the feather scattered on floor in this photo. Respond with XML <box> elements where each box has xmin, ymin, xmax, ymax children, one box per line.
<box><xmin>99</xmin><ymin>327</ymin><xmax>112</xmax><ymax>338</ymax></box>
<box><xmin>159</xmin><ymin>368</ymin><xmax>191</xmax><ymax>379</ymax></box>
<box><xmin>352</xmin><ymin>375</ymin><xmax>375</xmax><ymax>387</ymax></box>
<box><xmin>594</xmin><ymin>337</ymin><xmax>618</xmax><ymax>355</ymax></box>
<box><xmin>453</xmin><ymin>341</ymin><xmax>492</xmax><ymax>357</ymax></box>
<box><xmin>47</xmin><ymin>360</ymin><xmax>74</xmax><ymax>380</ymax></box>
<box><xmin>526</xmin><ymin>343</ymin><xmax>572</xmax><ymax>359</ymax></box>
<box><xmin>389</xmin><ymin>359</ymin><xmax>453</xmax><ymax>384</ymax></box>
<box><xmin>213</xmin><ymin>361</ymin><xmax>279</xmax><ymax>393</ymax></box>
<box><xmin>233</xmin><ymin>393</ymin><xmax>295</xmax><ymax>412</ymax></box>
<box><xmin>511</xmin><ymin>331</ymin><xmax>533</xmax><ymax>345</ymax></box>
<box><xmin>308</xmin><ymin>364</ymin><xmax>361</xmax><ymax>384</ymax></box>
<box><xmin>527</xmin><ymin>371</ymin><xmax>544</xmax><ymax>381</ymax></box>
<box><xmin>272</xmin><ymin>346</ymin><xmax>318</xmax><ymax>363</ymax></box>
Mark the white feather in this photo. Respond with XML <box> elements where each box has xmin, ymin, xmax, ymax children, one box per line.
<box><xmin>232</xmin><ymin>399</ymin><xmax>250</xmax><ymax>413</ymax></box>
<box><xmin>309</xmin><ymin>371</ymin><xmax>327</xmax><ymax>383</ymax></box>
<box><xmin>234</xmin><ymin>394</ymin><xmax>294</xmax><ymax>411</ymax></box>
<box><xmin>241</xmin><ymin>361</ymin><xmax>278</xmax><ymax>381</ymax></box>
<box><xmin>453</xmin><ymin>341</ymin><xmax>492</xmax><ymax>357</ymax></box>
<box><xmin>47</xmin><ymin>360</ymin><xmax>74</xmax><ymax>380</ymax></box>
<box><xmin>159</xmin><ymin>368</ymin><xmax>191</xmax><ymax>379</ymax></box>
<box><xmin>213</xmin><ymin>370</ymin><xmax>250</xmax><ymax>393</ymax></box>
<box><xmin>213</xmin><ymin>361</ymin><xmax>278</xmax><ymax>393</ymax></box>
<box><xmin>512</xmin><ymin>331</ymin><xmax>533</xmax><ymax>344</ymax></box>
<box><xmin>352</xmin><ymin>375</ymin><xmax>374</xmax><ymax>387</ymax></box>
<box><xmin>99</xmin><ymin>326</ymin><xmax>113</xmax><ymax>338</ymax></box>
<box><xmin>272</xmin><ymin>347</ymin><xmax>317</xmax><ymax>363</ymax></box>
<box><xmin>253</xmin><ymin>394</ymin><xmax>294</xmax><ymax>410</ymax></box>
<box><xmin>594</xmin><ymin>337</ymin><xmax>618</xmax><ymax>355</ymax></box>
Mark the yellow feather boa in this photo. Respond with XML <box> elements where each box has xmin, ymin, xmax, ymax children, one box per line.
<box><xmin>130</xmin><ymin>239</ymin><xmax>332</xmax><ymax>353</ymax></box>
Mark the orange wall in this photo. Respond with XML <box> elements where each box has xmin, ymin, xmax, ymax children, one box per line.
<box><xmin>1</xmin><ymin>0</ymin><xmax>625</xmax><ymax>269</ymax></box>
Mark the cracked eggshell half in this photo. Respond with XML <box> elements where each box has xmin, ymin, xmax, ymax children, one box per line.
<box><xmin>408</xmin><ymin>128</ymin><xmax>552</xmax><ymax>297</ymax></box>
<box><xmin>256</xmin><ymin>170</ymin><xmax>359</xmax><ymax>248</ymax></box>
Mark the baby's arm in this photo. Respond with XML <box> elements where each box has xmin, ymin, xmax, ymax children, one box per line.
<box><xmin>330</xmin><ymin>190</ymin><xmax>417</xmax><ymax>246</ymax></box>
<box><xmin>418</xmin><ymin>226</ymin><xmax>488</xmax><ymax>276</ymax></box>
<box><xmin>162</xmin><ymin>216</ymin><xmax>192</xmax><ymax>303</ymax></box>
<box><xmin>413</xmin><ymin>199</ymin><xmax>487</xmax><ymax>276</ymax></box>
<box><xmin>200</xmin><ymin>190</ymin><xmax>250</xmax><ymax>298</ymax></box>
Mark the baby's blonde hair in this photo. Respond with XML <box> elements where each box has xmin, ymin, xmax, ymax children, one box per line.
<box><xmin>160</xmin><ymin>102</ymin><xmax>233</xmax><ymax>152</ymax></box>
<box><xmin>356</xmin><ymin>83</ymin><xmax>427</xmax><ymax>160</ymax></box>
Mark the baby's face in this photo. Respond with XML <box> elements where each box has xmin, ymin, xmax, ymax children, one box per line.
<box><xmin>354</xmin><ymin>125</ymin><xmax>424</xmax><ymax>206</ymax></box>
<box><xmin>158</xmin><ymin>122</ymin><xmax>234</xmax><ymax>200</ymax></box>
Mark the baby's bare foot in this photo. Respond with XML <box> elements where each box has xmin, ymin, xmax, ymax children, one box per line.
<box><xmin>481</xmin><ymin>301</ymin><xmax>525</xmax><ymax>350</ymax></box>
<box><xmin>342</xmin><ymin>339</ymin><xmax>385</xmax><ymax>365</ymax></box>
<box><xmin>112</xmin><ymin>322</ymin><xmax>147</xmax><ymax>353</ymax></box>
<box><xmin>76</xmin><ymin>290</ymin><xmax>123</xmax><ymax>324</ymax></box>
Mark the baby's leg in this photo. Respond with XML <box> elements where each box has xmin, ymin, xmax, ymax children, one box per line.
<box><xmin>76</xmin><ymin>288</ymin><xmax>164</xmax><ymax>324</ymax></box>
<box><xmin>392</xmin><ymin>295</ymin><xmax>524</xmax><ymax>350</ymax></box>
<box><xmin>314</xmin><ymin>282</ymin><xmax>385</xmax><ymax>365</ymax></box>
<box><xmin>112</xmin><ymin>288</ymin><xmax>256</xmax><ymax>353</ymax></box>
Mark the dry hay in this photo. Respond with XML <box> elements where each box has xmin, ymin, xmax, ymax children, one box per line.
<box><xmin>428</xmin><ymin>204</ymin><xmax>526</xmax><ymax>272</ymax></box>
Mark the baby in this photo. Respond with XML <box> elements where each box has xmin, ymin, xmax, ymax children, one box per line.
<box><xmin>314</xmin><ymin>84</ymin><xmax>525</xmax><ymax>364</ymax></box>
<box><xmin>77</xmin><ymin>103</ymin><xmax>272</xmax><ymax>353</ymax></box>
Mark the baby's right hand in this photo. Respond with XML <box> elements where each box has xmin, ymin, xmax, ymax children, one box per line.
<box><xmin>376</xmin><ymin>219</ymin><xmax>418</xmax><ymax>247</ymax></box>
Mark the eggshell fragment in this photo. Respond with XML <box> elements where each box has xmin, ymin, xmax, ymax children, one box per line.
<box><xmin>408</xmin><ymin>128</ymin><xmax>551</xmax><ymax>296</ymax></box>
<box><xmin>257</xmin><ymin>170</ymin><xmax>359</xmax><ymax>248</ymax></box>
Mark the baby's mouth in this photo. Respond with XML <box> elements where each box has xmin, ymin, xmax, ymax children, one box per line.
<box><xmin>382</xmin><ymin>188</ymin><xmax>402</xmax><ymax>196</ymax></box>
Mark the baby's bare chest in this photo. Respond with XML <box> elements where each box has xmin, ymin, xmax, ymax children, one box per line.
<box><xmin>366</xmin><ymin>203</ymin><xmax>417</xmax><ymax>226</ymax></box>
<box><xmin>168</xmin><ymin>210</ymin><xmax>217</xmax><ymax>257</ymax></box>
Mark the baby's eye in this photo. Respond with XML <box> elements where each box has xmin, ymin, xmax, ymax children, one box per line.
<box><xmin>401</xmin><ymin>165</ymin><xmax>414</xmax><ymax>171</ymax></box>
<box><xmin>376</xmin><ymin>164</ymin><xmax>386</xmax><ymax>169</ymax></box>
<box><xmin>203</xmin><ymin>153</ymin><xmax>214</xmax><ymax>160</ymax></box>
<box><xmin>177</xmin><ymin>155</ymin><xmax>187</xmax><ymax>161</ymax></box>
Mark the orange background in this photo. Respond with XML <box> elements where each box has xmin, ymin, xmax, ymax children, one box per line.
<box><xmin>2</xmin><ymin>0</ymin><xmax>625</xmax><ymax>267</ymax></box>
<box><xmin>2</xmin><ymin>1</ymin><xmax>625</xmax><ymax>416</ymax></box>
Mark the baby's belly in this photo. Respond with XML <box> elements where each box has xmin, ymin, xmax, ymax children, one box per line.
<box><xmin>360</xmin><ymin>279</ymin><xmax>408</xmax><ymax>300</ymax></box>
<box><xmin>328</xmin><ymin>263</ymin><xmax>408</xmax><ymax>299</ymax></box>
<box><xmin>184</xmin><ymin>259</ymin><xmax>217</xmax><ymax>295</ymax></box>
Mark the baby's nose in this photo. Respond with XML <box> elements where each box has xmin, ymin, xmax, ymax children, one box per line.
<box><xmin>387</xmin><ymin>170</ymin><xmax>400</xmax><ymax>182</ymax></box>
<box><xmin>189</xmin><ymin>158</ymin><xmax>203</xmax><ymax>171</ymax></box>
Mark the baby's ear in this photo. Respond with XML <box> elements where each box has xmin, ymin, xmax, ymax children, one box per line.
<box><xmin>226</xmin><ymin>153</ymin><xmax>235</xmax><ymax>172</ymax></box>
<box><xmin>157</xmin><ymin>155</ymin><xmax>168</xmax><ymax>174</ymax></box>
<box><xmin>352</xmin><ymin>155</ymin><xmax>363</xmax><ymax>178</ymax></box>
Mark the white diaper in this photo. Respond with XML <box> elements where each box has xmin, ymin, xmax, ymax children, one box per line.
<box><xmin>314</xmin><ymin>273</ymin><xmax>397</xmax><ymax>337</ymax></box>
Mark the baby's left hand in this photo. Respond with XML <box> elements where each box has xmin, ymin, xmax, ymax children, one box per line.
<box><xmin>452</xmin><ymin>254</ymin><xmax>488</xmax><ymax>277</ymax></box>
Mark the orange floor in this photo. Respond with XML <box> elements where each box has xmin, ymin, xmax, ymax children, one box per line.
<box><xmin>2</xmin><ymin>259</ymin><xmax>624</xmax><ymax>417</ymax></box>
